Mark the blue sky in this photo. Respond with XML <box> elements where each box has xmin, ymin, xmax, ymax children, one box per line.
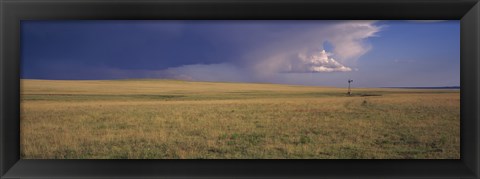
<box><xmin>21</xmin><ymin>20</ymin><xmax>459</xmax><ymax>87</ymax></box>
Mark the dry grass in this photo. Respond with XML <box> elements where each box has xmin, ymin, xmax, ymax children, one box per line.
<box><xmin>20</xmin><ymin>79</ymin><xmax>460</xmax><ymax>159</ymax></box>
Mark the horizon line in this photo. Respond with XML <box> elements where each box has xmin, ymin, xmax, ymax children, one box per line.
<box><xmin>20</xmin><ymin>78</ymin><xmax>460</xmax><ymax>89</ymax></box>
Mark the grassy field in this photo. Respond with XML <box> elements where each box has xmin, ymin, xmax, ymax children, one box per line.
<box><xmin>20</xmin><ymin>79</ymin><xmax>460</xmax><ymax>159</ymax></box>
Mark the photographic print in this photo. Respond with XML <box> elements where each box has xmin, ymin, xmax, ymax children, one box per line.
<box><xmin>20</xmin><ymin>20</ymin><xmax>460</xmax><ymax>159</ymax></box>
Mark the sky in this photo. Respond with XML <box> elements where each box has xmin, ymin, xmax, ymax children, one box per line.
<box><xmin>21</xmin><ymin>20</ymin><xmax>460</xmax><ymax>87</ymax></box>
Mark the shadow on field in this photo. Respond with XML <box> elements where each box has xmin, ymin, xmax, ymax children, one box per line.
<box><xmin>348</xmin><ymin>93</ymin><xmax>383</xmax><ymax>97</ymax></box>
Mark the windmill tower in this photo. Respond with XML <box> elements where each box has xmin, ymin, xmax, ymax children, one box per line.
<box><xmin>347</xmin><ymin>79</ymin><xmax>353</xmax><ymax>95</ymax></box>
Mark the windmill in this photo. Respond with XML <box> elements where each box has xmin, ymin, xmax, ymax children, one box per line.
<box><xmin>347</xmin><ymin>79</ymin><xmax>353</xmax><ymax>95</ymax></box>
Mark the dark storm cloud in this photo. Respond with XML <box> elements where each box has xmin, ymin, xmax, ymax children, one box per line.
<box><xmin>21</xmin><ymin>20</ymin><xmax>459</xmax><ymax>87</ymax></box>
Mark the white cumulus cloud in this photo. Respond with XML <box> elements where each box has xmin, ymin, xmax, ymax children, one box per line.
<box><xmin>293</xmin><ymin>49</ymin><xmax>352</xmax><ymax>72</ymax></box>
<box><xmin>250</xmin><ymin>21</ymin><xmax>380</xmax><ymax>79</ymax></box>
<box><xmin>134</xmin><ymin>21</ymin><xmax>382</xmax><ymax>84</ymax></box>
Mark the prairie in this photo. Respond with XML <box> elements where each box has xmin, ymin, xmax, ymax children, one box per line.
<box><xmin>20</xmin><ymin>79</ymin><xmax>460</xmax><ymax>159</ymax></box>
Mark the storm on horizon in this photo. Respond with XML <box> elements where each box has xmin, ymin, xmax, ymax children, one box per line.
<box><xmin>21</xmin><ymin>20</ymin><xmax>460</xmax><ymax>88</ymax></box>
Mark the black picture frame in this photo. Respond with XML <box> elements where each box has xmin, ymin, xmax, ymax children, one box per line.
<box><xmin>1</xmin><ymin>0</ymin><xmax>479</xmax><ymax>178</ymax></box>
